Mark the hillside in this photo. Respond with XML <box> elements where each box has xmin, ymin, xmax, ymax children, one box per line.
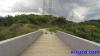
<box><xmin>0</xmin><ymin>14</ymin><xmax>100</xmax><ymax>43</ymax></box>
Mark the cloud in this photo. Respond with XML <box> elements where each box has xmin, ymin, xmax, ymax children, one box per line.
<box><xmin>0</xmin><ymin>0</ymin><xmax>100</xmax><ymax>22</ymax></box>
<box><xmin>11</xmin><ymin>0</ymin><xmax>42</xmax><ymax>12</ymax></box>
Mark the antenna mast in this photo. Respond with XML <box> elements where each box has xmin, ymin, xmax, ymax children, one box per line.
<box><xmin>43</xmin><ymin>0</ymin><xmax>46</xmax><ymax>15</ymax></box>
<box><xmin>42</xmin><ymin>0</ymin><xmax>52</xmax><ymax>15</ymax></box>
<box><xmin>48</xmin><ymin>0</ymin><xmax>52</xmax><ymax>15</ymax></box>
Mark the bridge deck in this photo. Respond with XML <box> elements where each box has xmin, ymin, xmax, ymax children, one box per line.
<box><xmin>20</xmin><ymin>30</ymin><xmax>73</xmax><ymax>56</ymax></box>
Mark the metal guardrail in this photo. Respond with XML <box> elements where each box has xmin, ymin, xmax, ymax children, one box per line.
<box><xmin>0</xmin><ymin>30</ymin><xmax>42</xmax><ymax>56</ymax></box>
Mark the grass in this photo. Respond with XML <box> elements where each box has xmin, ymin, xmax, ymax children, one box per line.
<box><xmin>0</xmin><ymin>24</ymin><xmax>38</xmax><ymax>41</ymax></box>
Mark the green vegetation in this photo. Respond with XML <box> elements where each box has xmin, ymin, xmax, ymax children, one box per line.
<box><xmin>52</xmin><ymin>19</ymin><xmax>100</xmax><ymax>43</ymax></box>
<box><xmin>0</xmin><ymin>14</ymin><xmax>100</xmax><ymax>43</ymax></box>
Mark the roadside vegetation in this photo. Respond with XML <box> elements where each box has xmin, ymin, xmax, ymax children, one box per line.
<box><xmin>0</xmin><ymin>14</ymin><xmax>100</xmax><ymax>43</ymax></box>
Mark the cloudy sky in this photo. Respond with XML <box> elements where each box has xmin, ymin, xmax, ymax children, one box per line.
<box><xmin>0</xmin><ymin>0</ymin><xmax>100</xmax><ymax>22</ymax></box>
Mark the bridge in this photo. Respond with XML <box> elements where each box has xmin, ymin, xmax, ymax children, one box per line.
<box><xmin>0</xmin><ymin>29</ymin><xmax>100</xmax><ymax>56</ymax></box>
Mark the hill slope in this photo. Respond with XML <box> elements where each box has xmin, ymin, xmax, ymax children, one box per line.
<box><xmin>0</xmin><ymin>14</ymin><xmax>100</xmax><ymax>43</ymax></box>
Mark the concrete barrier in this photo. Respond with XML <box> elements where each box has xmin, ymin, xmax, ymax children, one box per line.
<box><xmin>0</xmin><ymin>30</ymin><xmax>42</xmax><ymax>56</ymax></box>
<box><xmin>56</xmin><ymin>31</ymin><xmax>100</xmax><ymax>56</ymax></box>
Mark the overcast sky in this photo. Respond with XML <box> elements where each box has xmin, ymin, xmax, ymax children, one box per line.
<box><xmin>0</xmin><ymin>0</ymin><xmax>100</xmax><ymax>22</ymax></box>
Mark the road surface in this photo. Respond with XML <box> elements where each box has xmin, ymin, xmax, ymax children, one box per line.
<box><xmin>20</xmin><ymin>29</ymin><xmax>73</xmax><ymax>56</ymax></box>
